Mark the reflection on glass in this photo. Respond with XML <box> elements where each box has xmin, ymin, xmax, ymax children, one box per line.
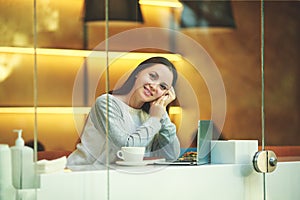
<box><xmin>0</xmin><ymin>0</ymin><xmax>300</xmax><ymax>199</ymax></box>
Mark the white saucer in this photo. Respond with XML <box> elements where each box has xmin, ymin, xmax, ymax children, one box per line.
<box><xmin>115</xmin><ymin>160</ymin><xmax>148</xmax><ymax>166</ymax></box>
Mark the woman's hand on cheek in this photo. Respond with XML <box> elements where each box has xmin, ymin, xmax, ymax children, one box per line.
<box><xmin>163</xmin><ymin>87</ymin><xmax>176</xmax><ymax>106</ymax></box>
<box><xmin>149</xmin><ymin>87</ymin><xmax>176</xmax><ymax>119</ymax></box>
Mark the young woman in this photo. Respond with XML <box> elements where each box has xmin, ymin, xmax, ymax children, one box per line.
<box><xmin>67</xmin><ymin>57</ymin><xmax>180</xmax><ymax>165</ymax></box>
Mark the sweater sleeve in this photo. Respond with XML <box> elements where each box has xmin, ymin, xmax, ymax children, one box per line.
<box><xmin>91</xmin><ymin>95</ymin><xmax>163</xmax><ymax>148</ymax></box>
<box><xmin>147</xmin><ymin>112</ymin><xmax>181</xmax><ymax>160</ymax></box>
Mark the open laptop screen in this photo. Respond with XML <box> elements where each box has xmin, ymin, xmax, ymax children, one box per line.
<box><xmin>155</xmin><ymin>120</ymin><xmax>222</xmax><ymax>165</ymax></box>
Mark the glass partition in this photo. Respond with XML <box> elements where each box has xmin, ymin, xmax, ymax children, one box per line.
<box><xmin>263</xmin><ymin>1</ymin><xmax>300</xmax><ymax>160</ymax></box>
<box><xmin>0</xmin><ymin>0</ymin><xmax>299</xmax><ymax>200</ymax></box>
<box><xmin>263</xmin><ymin>1</ymin><xmax>300</xmax><ymax>200</ymax></box>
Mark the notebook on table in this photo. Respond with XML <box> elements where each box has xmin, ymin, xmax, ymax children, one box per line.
<box><xmin>154</xmin><ymin>120</ymin><xmax>219</xmax><ymax>165</ymax></box>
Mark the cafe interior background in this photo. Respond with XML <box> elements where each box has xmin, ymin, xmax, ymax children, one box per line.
<box><xmin>0</xmin><ymin>0</ymin><xmax>299</xmax><ymax>160</ymax></box>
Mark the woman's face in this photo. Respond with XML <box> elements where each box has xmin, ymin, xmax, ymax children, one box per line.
<box><xmin>132</xmin><ymin>64</ymin><xmax>174</xmax><ymax>103</ymax></box>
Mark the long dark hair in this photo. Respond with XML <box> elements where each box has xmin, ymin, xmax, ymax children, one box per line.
<box><xmin>111</xmin><ymin>56</ymin><xmax>178</xmax><ymax>113</ymax></box>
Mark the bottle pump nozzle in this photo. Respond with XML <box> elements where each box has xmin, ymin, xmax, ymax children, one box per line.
<box><xmin>13</xmin><ymin>129</ymin><xmax>24</xmax><ymax>147</ymax></box>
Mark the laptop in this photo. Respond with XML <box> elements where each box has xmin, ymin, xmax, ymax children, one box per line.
<box><xmin>154</xmin><ymin>120</ymin><xmax>219</xmax><ymax>165</ymax></box>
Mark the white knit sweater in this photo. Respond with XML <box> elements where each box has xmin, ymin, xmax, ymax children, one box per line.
<box><xmin>67</xmin><ymin>94</ymin><xmax>180</xmax><ymax>166</ymax></box>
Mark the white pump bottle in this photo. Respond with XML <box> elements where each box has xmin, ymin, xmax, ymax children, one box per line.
<box><xmin>10</xmin><ymin>129</ymin><xmax>35</xmax><ymax>189</ymax></box>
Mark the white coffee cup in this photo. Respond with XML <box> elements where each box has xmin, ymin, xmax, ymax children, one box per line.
<box><xmin>117</xmin><ymin>147</ymin><xmax>145</xmax><ymax>162</ymax></box>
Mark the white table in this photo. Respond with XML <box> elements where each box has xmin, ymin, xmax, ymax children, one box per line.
<box><xmin>34</xmin><ymin>161</ymin><xmax>300</xmax><ymax>200</ymax></box>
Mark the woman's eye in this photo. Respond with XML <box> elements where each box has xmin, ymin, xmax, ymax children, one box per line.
<box><xmin>149</xmin><ymin>73</ymin><xmax>157</xmax><ymax>80</ymax></box>
<box><xmin>160</xmin><ymin>84</ymin><xmax>167</xmax><ymax>90</ymax></box>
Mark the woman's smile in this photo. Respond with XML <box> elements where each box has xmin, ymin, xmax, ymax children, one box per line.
<box><xmin>143</xmin><ymin>85</ymin><xmax>153</xmax><ymax>97</ymax></box>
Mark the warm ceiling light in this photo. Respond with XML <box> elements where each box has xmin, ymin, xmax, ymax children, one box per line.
<box><xmin>0</xmin><ymin>47</ymin><xmax>91</xmax><ymax>57</ymax></box>
<box><xmin>0</xmin><ymin>107</ymin><xmax>90</xmax><ymax>114</ymax></box>
<box><xmin>169</xmin><ymin>106</ymin><xmax>182</xmax><ymax>115</ymax></box>
<box><xmin>0</xmin><ymin>47</ymin><xmax>182</xmax><ymax>61</ymax></box>
<box><xmin>139</xmin><ymin>0</ymin><xmax>182</xmax><ymax>8</ymax></box>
